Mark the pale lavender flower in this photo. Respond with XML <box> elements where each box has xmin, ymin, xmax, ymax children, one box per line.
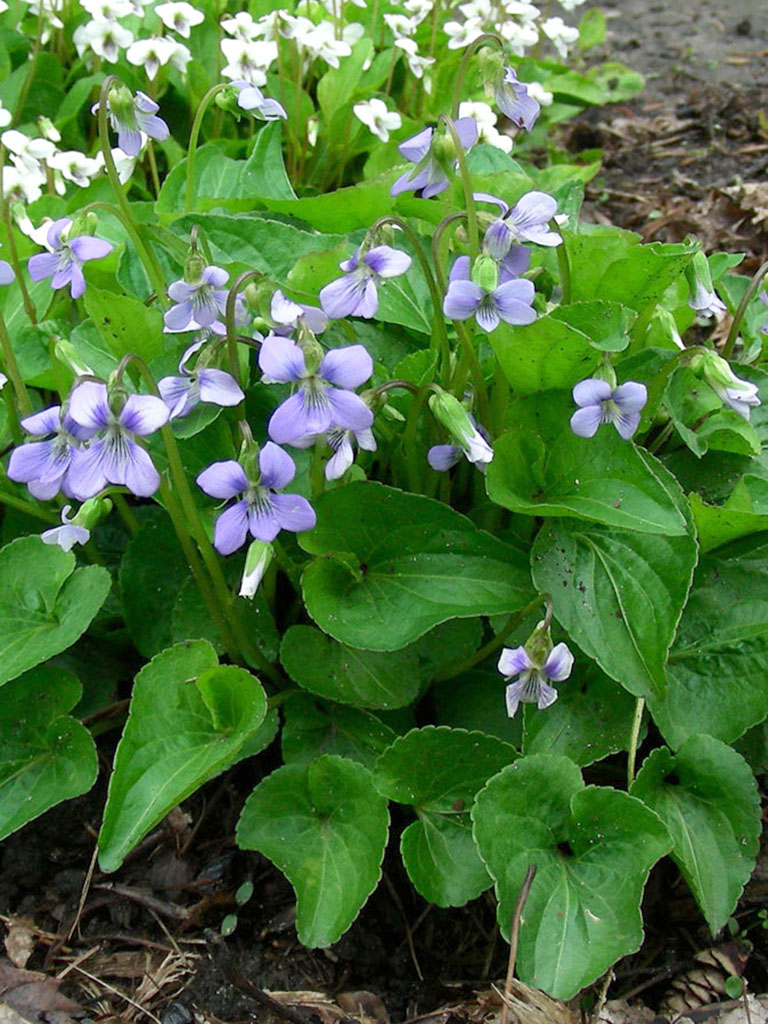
<box><xmin>164</xmin><ymin>265</ymin><xmax>246</xmax><ymax>335</ymax></box>
<box><xmin>66</xmin><ymin>381</ymin><xmax>169</xmax><ymax>498</ymax></box>
<box><xmin>196</xmin><ymin>443</ymin><xmax>316</xmax><ymax>554</ymax></box>
<box><xmin>0</xmin><ymin>260</ymin><xmax>14</xmax><ymax>284</ymax></box>
<box><xmin>688</xmin><ymin>282</ymin><xmax>727</xmax><ymax>319</ymax></box>
<box><xmin>319</xmin><ymin>245</ymin><xmax>411</xmax><ymax>320</ymax></box>
<box><xmin>428</xmin><ymin>415</ymin><xmax>491</xmax><ymax>472</ymax></box>
<box><xmin>28</xmin><ymin>218</ymin><xmax>113</xmax><ymax>299</ymax></box>
<box><xmin>7</xmin><ymin>405</ymin><xmax>95</xmax><ymax>500</ymax></box>
<box><xmin>293</xmin><ymin>425</ymin><xmax>377</xmax><ymax>480</ymax></box>
<box><xmin>570</xmin><ymin>378</ymin><xmax>647</xmax><ymax>440</ymax></box>
<box><xmin>41</xmin><ymin>505</ymin><xmax>90</xmax><ymax>552</ymax></box>
<box><xmin>271</xmin><ymin>289</ymin><xmax>328</xmax><ymax>335</ymax></box>
<box><xmin>390</xmin><ymin>117</ymin><xmax>478</xmax><ymax>199</ymax></box>
<box><xmin>259</xmin><ymin>335</ymin><xmax>373</xmax><ymax>445</ymax></box>
<box><xmin>96</xmin><ymin>88</ymin><xmax>170</xmax><ymax>156</ymax></box>
<box><xmin>443</xmin><ymin>255</ymin><xmax>536</xmax><ymax>332</ymax></box>
<box><xmin>498</xmin><ymin>641</ymin><xmax>573</xmax><ymax>718</ymax></box>
<box><xmin>476</xmin><ymin>191</ymin><xmax>561</xmax><ymax>260</ymax></box>
<box><xmin>494</xmin><ymin>67</ymin><xmax>540</xmax><ymax>130</ymax></box>
<box><xmin>231</xmin><ymin>79</ymin><xmax>286</xmax><ymax>119</ymax></box>
<box><xmin>759</xmin><ymin>292</ymin><xmax>768</xmax><ymax>335</ymax></box>
<box><xmin>158</xmin><ymin>337</ymin><xmax>244</xmax><ymax>419</ymax></box>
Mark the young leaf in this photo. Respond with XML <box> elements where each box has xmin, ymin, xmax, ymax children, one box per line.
<box><xmin>0</xmin><ymin>537</ymin><xmax>112</xmax><ymax>688</ymax></box>
<box><xmin>532</xmin><ymin>518</ymin><xmax>698</xmax><ymax>699</ymax></box>
<box><xmin>649</xmin><ymin>537</ymin><xmax>768</xmax><ymax>747</ymax></box>
<box><xmin>490</xmin><ymin>316</ymin><xmax>599</xmax><ymax>394</ymax></box>
<box><xmin>0</xmin><ymin>667</ymin><xmax>98</xmax><ymax>841</ymax></box>
<box><xmin>372</xmin><ymin>726</ymin><xmax>516</xmax><ymax>907</ymax></box>
<box><xmin>98</xmin><ymin>642</ymin><xmax>267</xmax><ymax>871</ymax></box>
<box><xmin>236</xmin><ymin>755</ymin><xmax>390</xmax><ymax>947</ymax></box>
<box><xmin>281</xmin><ymin>693</ymin><xmax>396</xmax><ymax>767</ymax></box>
<box><xmin>300</xmin><ymin>482</ymin><xmax>535</xmax><ymax>650</ymax></box>
<box><xmin>631</xmin><ymin>735</ymin><xmax>760</xmax><ymax>935</ymax></box>
<box><xmin>472</xmin><ymin>755</ymin><xmax>671</xmax><ymax>999</ymax></box>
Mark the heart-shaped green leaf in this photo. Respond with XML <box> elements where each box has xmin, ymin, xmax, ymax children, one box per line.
<box><xmin>532</xmin><ymin>519</ymin><xmax>698</xmax><ymax>699</ymax></box>
<box><xmin>280</xmin><ymin>619</ymin><xmax>482</xmax><ymax>710</ymax></box>
<box><xmin>236</xmin><ymin>755</ymin><xmax>390</xmax><ymax>947</ymax></box>
<box><xmin>281</xmin><ymin>693</ymin><xmax>397</xmax><ymax>767</ymax></box>
<box><xmin>300</xmin><ymin>482</ymin><xmax>534</xmax><ymax>650</ymax></box>
<box><xmin>372</xmin><ymin>727</ymin><xmax>516</xmax><ymax>907</ymax></box>
<box><xmin>649</xmin><ymin>537</ymin><xmax>768</xmax><ymax>747</ymax></box>
<box><xmin>0</xmin><ymin>537</ymin><xmax>112</xmax><ymax>688</ymax></box>
<box><xmin>0</xmin><ymin>666</ymin><xmax>98</xmax><ymax>841</ymax></box>
<box><xmin>98</xmin><ymin>641</ymin><xmax>267</xmax><ymax>871</ymax></box>
<box><xmin>472</xmin><ymin>754</ymin><xmax>671</xmax><ymax>999</ymax></box>
<box><xmin>631</xmin><ymin>735</ymin><xmax>760</xmax><ymax>934</ymax></box>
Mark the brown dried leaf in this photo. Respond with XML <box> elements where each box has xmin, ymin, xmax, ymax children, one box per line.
<box><xmin>475</xmin><ymin>981</ymin><xmax>577</xmax><ymax>1024</ymax></box>
<box><xmin>3</xmin><ymin>921</ymin><xmax>36</xmax><ymax>970</ymax></box>
<box><xmin>595</xmin><ymin>998</ymin><xmax>655</xmax><ymax>1024</ymax></box>
<box><xmin>0</xmin><ymin>960</ymin><xmax>81</xmax><ymax>1024</ymax></box>
<box><xmin>336</xmin><ymin>991</ymin><xmax>390</xmax><ymax>1024</ymax></box>
<box><xmin>722</xmin><ymin>182</ymin><xmax>768</xmax><ymax>228</ymax></box>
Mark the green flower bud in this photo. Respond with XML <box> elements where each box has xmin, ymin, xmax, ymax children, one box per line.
<box><xmin>471</xmin><ymin>254</ymin><xmax>499</xmax><ymax>294</ymax></box>
<box><xmin>428</xmin><ymin>390</ymin><xmax>492</xmax><ymax>464</ymax></box>
<box><xmin>300</xmin><ymin>333</ymin><xmax>324</xmax><ymax>375</ymax></box>
<box><xmin>239</xmin><ymin>540</ymin><xmax>273</xmax><ymax>598</ymax></box>
<box><xmin>525</xmin><ymin>619</ymin><xmax>553</xmax><ymax>669</ymax></box>
<box><xmin>184</xmin><ymin>251</ymin><xmax>206</xmax><ymax>285</ymax></box>
<box><xmin>75</xmin><ymin>497</ymin><xmax>113</xmax><ymax>531</ymax></box>
<box><xmin>214</xmin><ymin>86</ymin><xmax>243</xmax><ymax>118</ymax></box>
<box><xmin>244</xmin><ymin>278</ymin><xmax>272</xmax><ymax>318</ymax></box>
<box><xmin>107</xmin><ymin>84</ymin><xmax>136</xmax><ymax>127</ymax></box>
<box><xmin>685</xmin><ymin>249</ymin><xmax>714</xmax><ymax>294</ymax></box>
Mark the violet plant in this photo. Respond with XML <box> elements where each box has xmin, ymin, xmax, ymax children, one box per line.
<box><xmin>0</xmin><ymin>6</ymin><xmax>767</xmax><ymax>1013</ymax></box>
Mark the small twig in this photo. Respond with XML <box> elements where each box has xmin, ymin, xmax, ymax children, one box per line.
<box><xmin>69</xmin><ymin>963</ymin><xmax>163</xmax><ymax>1024</ymax></box>
<box><xmin>382</xmin><ymin>873</ymin><xmax>423</xmax><ymax>981</ymax></box>
<box><xmin>500</xmin><ymin>864</ymin><xmax>537</xmax><ymax>1024</ymax></box>
<box><xmin>95</xmin><ymin>882</ymin><xmax>190</xmax><ymax>921</ymax></box>
<box><xmin>67</xmin><ymin>843</ymin><xmax>99</xmax><ymax>941</ymax></box>
<box><xmin>590</xmin><ymin>969</ymin><xmax>614</xmax><ymax>1024</ymax></box>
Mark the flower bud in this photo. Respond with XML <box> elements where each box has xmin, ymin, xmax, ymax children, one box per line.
<box><xmin>685</xmin><ymin>250</ymin><xmax>714</xmax><ymax>296</ymax></box>
<box><xmin>244</xmin><ymin>278</ymin><xmax>272</xmax><ymax>318</ymax></box>
<box><xmin>76</xmin><ymin>496</ymin><xmax>113</xmax><ymax>530</ymax></box>
<box><xmin>183</xmin><ymin>250</ymin><xmax>206</xmax><ymax>285</ymax></box>
<box><xmin>591</xmin><ymin>361</ymin><xmax>617</xmax><ymax>389</ymax></box>
<box><xmin>239</xmin><ymin>540</ymin><xmax>273</xmax><ymax>598</ymax></box>
<box><xmin>524</xmin><ymin>618</ymin><xmax>554</xmax><ymax>668</ymax></box>
<box><xmin>471</xmin><ymin>254</ymin><xmax>500</xmax><ymax>293</ymax></box>
<box><xmin>299</xmin><ymin>333</ymin><xmax>324</xmax><ymax>375</ymax></box>
<box><xmin>428</xmin><ymin>389</ymin><xmax>493</xmax><ymax>465</ymax></box>
<box><xmin>68</xmin><ymin>211</ymin><xmax>98</xmax><ymax>239</ymax></box>
<box><xmin>108</xmin><ymin>84</ymin><xmax>135</xmax><ymax>126</ymax></box>
<box><xmin>214</xmin><ymin>86</ymin><xmax>243</xmax><ymax>117</ymax></box>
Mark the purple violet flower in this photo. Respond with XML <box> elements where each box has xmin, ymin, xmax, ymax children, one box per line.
<box><xmin>428</xmin><ymin>415</ymin><xmax>492</xmax><ymax>473</ymax></box>
<box><xmin>443</xmin><ymin>255</ymin><xmax>536</xmax><ymax>332</ymax></box>
<box><xmin>271</xmin><ymin>289</ymin><xmax>328</xmax><ymax>336</ymax></box>
<box><xmin>196</xmin><ymin>443</ymin><xmax>316</xmax><ymax>554</ymax></box>
<box><xmin>7</xmin><ymin>405</ymin><xmax>95</xmax><ymax>500</ymax></box>
<box><xmin>498</xmin><ymin>641</ymin><xmax>574</xmax><ymax>718</ymax></box>
<box><xmin>158</xmin><ymin>337</ymin><xmax>245</xmax><ymax>419</ymax></box>
<box><xmin>390</xmin><ymin>117</ymin><xmax>478</xmax><ymax>199</ymax></box>
<box><xmin>476</xmin><ymin>191</ymin><xmax>561</xmax><ymax>259</ymax></box>
<box><xmin>319</xmin><ymin>246</ymin><xmax>412</xmax><ymax>320</ymax></box>
<box><xmin>164</xmin><ymin>265</ymin><xmax>247</xmax><ymax>335</ymax></box>
<box><xmin>65</xmin><ymin>381</ymin><xmax>170</xmax><ymax>498</ymax></box>
<box><xmin>41</xmin><ymin>505</ymin><xmax>90</xmax><ymax>552</ymax></box>
<box><xmin>688</xmin><ymin>282</ymin><xmax>727</xmax><ymax>319</ymax></box>
<box><xmin>570</xmin><ymin>378</ymin><xmax>648</xmax><ymax>440</ymax></box>
<box><xmin>494</xmin><ymin>67</ymin><xmax>540</xmax><ymax>131</ymax></box>
<box><xmin>96</xmin><ymin>88</ymin><xmax>170</xmax><ymax>156</ymax></box>
<box><xmin>259</xmin><ymin>335</ymin><xmax>374</xmax><ymax>445</ymax></box>
<box><xmin>231</xmin><ymin>80</ymin><xmax>287</xmax><ymax>120</ymax></box>
<box><xmin>293</xmin><ymin>425</ymin><xmax>377</xmax><ymax>480</ymax></box>
<box><xmin>28</xmin><ymin>218</ymin><xmax>114</xmax><ymax>300</ymax></box>
<box><xmin>0</xmin><ymin>260</ymin><xmax>14</xmax><ymax>285</ymax></box>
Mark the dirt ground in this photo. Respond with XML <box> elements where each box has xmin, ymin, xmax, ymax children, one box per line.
<box><xmin>4</xmin><ymin>6</ymin><xmax>768</xmax><ymax>1024</ymax></box>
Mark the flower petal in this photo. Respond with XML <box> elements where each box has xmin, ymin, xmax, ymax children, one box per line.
<box><xmin>214</xmin><ymin>500</ymin><xmax>250</xmax><ymax>554</ymax></box>
<box><xmin>453</xmin><ymin>116</ymin><xmax>479</xmax><ymax>149</ymax></box>
<box><xmin>427</xmin><ymin>444</ymin><xmax>462</xmax><ymax>472</ymax></box>
<box><xmin>319</xmin><ymin>274</ymin><xmax>368</xmax><ymax>320</ymax></box>
<box><xmin>197</xmin><ymin>459</ymin><xmax>248</xmax><ymax>499</ymax></box>
<box><xmin>120</xmin><ymin>441</ymin><xmax>161</xmax><ymax>496</ymax></box>
<box><xmin>570</xmin><ymin>405</ymin><xmax>603</xmax><ymax>438</ymax></box>
<box><xmin>449</xmin><ymin>255</ymin><xmax>471</xmax><ymax>282</ymax></box>
<box><xmin>258</xmin><ymin>335</ymin><xmax>306</xmax><ymax>382</ymax></box>
<box><xmin>247</xmin><ymin>497</ymin><xmax>283</xmax><ymax>543</ymax></box>
<box><xmin>198</xmin><ymin>369</ymin><xmax>245</xmax><ymax>407</ymax></box>
<box><xmin>319</xmin><ymin>345</ymin><xmax>373</xmax><ymax>389</ymax></box>
<box><xmin>572</xmin><ymin>378</ymin><xmax>612</xmax><ymax>407</ymax></box>
<box><xmin>536</xmin><ymin>680</ymin><xmax>559</xmax><ymax>710</ymax></box>
<box><xmin>164</xmin><ymin>300</ymin><xmax>194</xmax><ymax>332</ymax></box>
<box><xmin>68</xmin><ymin>381</ymin><xmax>111</xmax><ymax>430</ymax></box>
<box><xmin>613</xmin><ymin>410</ymin><xmax>641</xmax><ymax>440</ymax></box>
<box><xmin>69</xmin><ymin>236</ymin><xmax>114</xmax><ymax>262</ymax></box>
<box><xmin>612</xmin><ymin>381</ymin><xmax>648</xmax><ymax>415</ymax></box>
<box><xmin>326</xmin><ymin>388</ymin><xmax>374</xmax><ymax>432</ymax></box>
<box><xmin>120</xmin><ymin>393</ymin><xmax>170</xmax><ymax>435</ymax></box>
<box><xmin>28</xmin><ymin>252</ymin><xmax>61</xmax><ymax>283</ymax></box>
<box><xmin>364</xmin><ymin>246</ymin><xmax>411</xmax><ymax>279</ymax></box>
<box><xmin>20</xmin><ymin>406</ymin><xmax>62</xmax><ymax>436</ymax></box>
<box><xmin>268</xmin><ymin>390</ymin><xmax>332</xmax><ymax>444</ymax></box>
<box><xmin>443</xmin><ymin>280</ymin><xmax>483</xmax><ymax>320</ymax></box>
<box><xmin>474</xmin><ymin>298</ymin><xmax>501</xmax><ymax>333</ymax></box>
<box><xmin>398</xmin><ymin>125</ymin><xmax>432</xmax><ymax>162</ymax></box>
<box><xmin>258</xmin><ymin>441</ymin><xmax>295</xmax><ymax>490</ymax></box>
<box><xmin>270</xmin><ymin>492</ymin><xmax>316</xmax><ymax>533</ymax></box>
<box><xmin>542</xmin><ymin>642</ymin><xmax>574</xmax><ymax>682</ymax></box>
<box><xmin>66</xmin><ymin>444</ymin><xmax>108</xmax><ymax>500</ymax></box>
<box><xmin>159</xmin><ymin>375</ymin><xmax>196</xmax><ymax>418</ymax></box>
<box><xmin>498</xmin><ymin>645</ymin><xmax>532</xmax><ymax>678</ymax></box>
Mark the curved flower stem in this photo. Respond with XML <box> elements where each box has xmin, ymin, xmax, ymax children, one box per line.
<box><xmin>0</xmin><ymin>487</ymin><xmax>59</xmax><ymax>522</ymax></box>
<box><xmin>435</xmin><ymin>593</ymin><xmax>548</xmax><ymax>682</ymax></box>
<box><xmin>452</xmin><ymin>320</ymin><xmax>490</xmax><ymax>428</ymax></box>
<box><xmin>626</xmin><ymin>696</ymin><xmax>645</xmax><ymax>788</ymax></box>
<box><xmin>450</xmin><ymin>32</ymin><xmax>503</xmax><ymax>119</ymax></box>
<box><xmin>370</xmin><ymin>215</ymin><xmax>451</xmax><ymax>371</ymax></box>
<box><xmin>722</xmin><ymin>258</ymin><xmax>768</xmax><ymax>360</ymax></box>
<box><xmin>432</xmin><ymin>212</ymin><xmax>468</xmax><ymax>384</ymax></box>
<box><xmin>402</xmin><ymin>384</ymin><xmax>431</xmax><ymax>493</ymax></box>
<box><xmin>116</xmin><ymin>353</ymin><xmax>279</xmax><ymax>680</ymax></box>
<box><xmin>81</xmin><ymin>199</ymin><xmax>167</xmax><ymax>306</ymax></box>
<box><xmin>94</xmin><ymin>79</ymin><xmax>168</xmax><ymax>306</ymax></box>
<box><xmin>185</xmin><ymin>84</ymin><xmax>229</xmax><ymax>213</ymax></box>
<box><xmin>2</xmin><ymin>201</ymin><xmax>37</xmax><ymax>324</ymax></box>
<box><xmin>440</xmin><ymin>114</ymin><xmax>479</xmax><ymax>263</ymax></box>
<box><xmin>11</xmin><ymin>7</ymin><xmax>45</xmax><ymax>129</ymax></box>
<box><xmin>146</xmin><ymin>139</ymin><xmax>161</xmax><ymax>197</ymax></box>
<box><xmin>112</xmin><ymin>492</ymin><xmax>140</xmax><ymax>535</ymax></box>
<box><xmin>0</xmin><ymin>309</ymin><xmax>33</xmax><ymax>416</ymax></box>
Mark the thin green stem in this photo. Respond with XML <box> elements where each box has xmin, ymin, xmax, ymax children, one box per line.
<box><xmin>553</xmin><ymin>220</ymin><xmax>571</xmax><ymax>304</ymax></box>
<box><xmin>112</xmin><ymin>492</ymin><xmax>140</xmax><ymax>535</ymax></box>
<box><xmin>0</xmin><ymin>487</ymin><xmax>59</xmax><ymax>523</ymax></box>
<box><xmin>440</xmin><ymin>115</ymin><xmax>479</xmax><ymax>261</ymax></box>
<box><xmin>723</xmin><ymin>258</ymin><xmax>768</xmax><ymax>360</ymax></box>
<box><xmin>95</xmin><ymin>78</ymin><xmax>168</xmax><ymax>305</ymax></box>
<box><xmin>450</xmin><ymin>32</ymin><xmax>502</xmax><ymax>118</ymax></box>
<box><xmin>146</xmin><ymin>140</ymin><xmax>161</xmax><ymax>197</ymax></box>
<box><xmin>2</xmin><ymin>201</ymin><xmax>37</xmax><ymax>324</ymax></box>
<box><xmin>627</xmin><ymin>697</ymin><xmax>645</xmax><ymax>789</ymax></box>
<box><xmin>402</xmin><ymin>385</ymin><xmax>430</xmax><ymax>493</ymax></box>
<box><xmin>2</xmin><ymin>389</ymin><xmax>21</xmax><ymax>444</ymax></box>
<box><xmin>11</xmin><ymin>7</ymin><xmax>44</xmax><ymax>128</ymax></box>
<box><xmin>436</xmin><ymin>593</ymin><xmax>548</xmax><ymax>682</ymax></box>
<box><xmin>452</xmin><ymin>319</ymin><xmax>490</xmax><ymax>427</ymax></box>
<box><xmin>0</xmin><ymin>309</ymin><xmax>33</xmax><ymax>416</ymax></box>
<box><xmin>185</xmin><ymin>83</ymin><xmax>228</xmax><ymax>213</ymax></box>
